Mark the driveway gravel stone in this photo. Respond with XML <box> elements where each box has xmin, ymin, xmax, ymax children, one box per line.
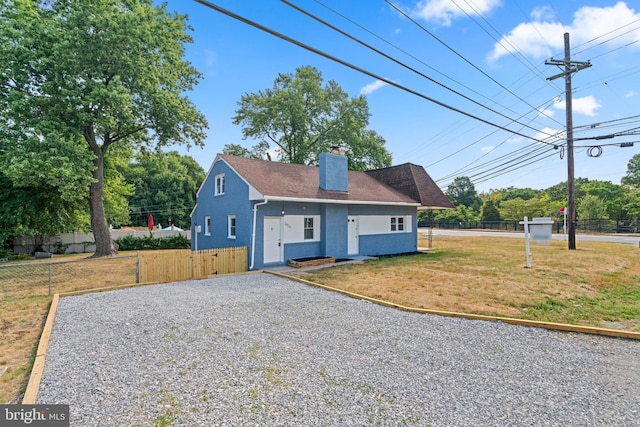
<box><xmin>36</xmin><ymin>273</ymin><xmax>640</xmax><ymax>426</ymax></box>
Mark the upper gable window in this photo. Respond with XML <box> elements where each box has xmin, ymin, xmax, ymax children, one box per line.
<box><xmin>215</xmin><ymin>173</ymin><xmax>225</xmax><ymax>196</ymax></box>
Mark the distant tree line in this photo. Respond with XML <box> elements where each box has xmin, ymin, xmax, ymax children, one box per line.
<box><xmin>421</xmin><ymin>154</ymin><xmax>640</xmax><ymax>226</ymax></box>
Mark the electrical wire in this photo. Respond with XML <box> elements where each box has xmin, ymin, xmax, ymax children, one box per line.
<box><xmin>437</xmin><ymin>144</ymin><xmax>552</xmax><ymax>184</ymax></box>
<box><xmin>282</xmin><ymin>0</ymin><xmax>555</xmax><ymax>137</ymax></box>
<box><xmin>454</xmin><ymin>0</ymin><xmax>548</xmax><ymax>77</ymax></box>
<box><xmin>385</xmin><ymin>0</ymin><xmax>562</xmax><ymax>127</ymax></box>
<box><xmin>313</xmin><ymin>0</ymin><xmax>560</xmax><ymax>134</ymax></box>
<box><xmin>423</xmin><ymin>96</ymin><xmax>562</xmax><ymax>170</ymax></box>
<box><xmin>194</xmin><ymin>0</ymin><xmax>556</xmax><ymax>146</ymax></box>
<box><xmin>572</xmin><ymin>18</ymin><xmax>640</xmax><ymax>56</ymax></box>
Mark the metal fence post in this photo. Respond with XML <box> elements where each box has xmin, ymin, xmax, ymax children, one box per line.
<box><xmin>48</xmin><ymin>263</ymin><xmax>52</xmax><ymax>296</ymax></box>
<box><xmin>135</xmin><ymin>251</ymin><xmax>140</xmax><ymax>283</ymax></box>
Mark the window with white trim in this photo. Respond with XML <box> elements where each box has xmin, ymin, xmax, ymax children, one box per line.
<box><xmin>227</xmin><ymin>215</ymin><xmax>236</xmax><ymax>238</ymax></box>
<box><xmin>390</xmin><ymin>216</ymin><xmax>405</xmax><ymax>232</ymax></box>
<box><xmin>215</xmin><ymin>173</ymin><xmax>225</xmax><ymax>196</ymax></box>
<box><xmin>304</xmin><ymin>217</ymin><xmax>315</xmax><ymax>240</ymax></box>
<box><xmin>204</xmin><ymin>216</ymin><xmax>211</xmax><ymax>236</ymax></box>
<box><xmin>283</xmin><ymin>215</ymin><xmax>320</xmax><ymax>243</ymax></box>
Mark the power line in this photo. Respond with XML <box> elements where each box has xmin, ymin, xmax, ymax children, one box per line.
<box><xmin>313</xmin><ymin>0</ymin><xmax>562</xmax><ymax>130</ymax></box>
<box><xmin>281</xmin><ymin>0</ymin><xmax>554</xmax><ymax>137</ymax></box>
<box><xmin>437</xmin><ymin>144</ymin><xmax>556</xmax><ymax>184</ymax></box>
<box><xmin>194</xmin><ymin>0</ymin><xmax>556</xmax><ymax>146</ymax></box>
<box><xmin>468</xmin><ymin>150</ymin><xmax>559</xmax><ymax>185</ymax></box>
<box><xmin>454</xmin><ymin>0</ymin><xmax>549</xmax><ymax>77</ymax></box>
<box><xmin>385</xmin><ymin>0</ymin><xmax>562</xmax><ymax>128</ymax></box>
<box><xmin>281</xmin><ymin>0</ymin><xmax>576</xmax><ymax>186</ymax></box>
<box><xmin>425</xmin><ymin>97</ymin><xmax>562</xmax><ymax>173</ymax></box>
<box><xmin>436</xmin><ymin>135</ymin><xmax>562</xmax><ymax>183</ymax></box>
<box><xmin>572</xmin><ymin>19</ymin><xmax>640</xmax><ymax>55</ymax></box>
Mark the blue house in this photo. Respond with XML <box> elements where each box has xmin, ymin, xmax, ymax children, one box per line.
<box><xmin>191</xmin><ymin>150</ymin><xmax>453</xmax><ymax>270</ymax></box>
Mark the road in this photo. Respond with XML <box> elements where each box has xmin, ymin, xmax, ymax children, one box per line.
<box><xmin>419</xmin><ymin>228</ymin><xmax>640</xmax><ymax>246</ymax></box>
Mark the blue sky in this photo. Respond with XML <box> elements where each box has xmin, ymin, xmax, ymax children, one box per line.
<box><xmin>162</xmin><ymin>0</ymin><xmax>640</xmax><ymax>193</ymax></box>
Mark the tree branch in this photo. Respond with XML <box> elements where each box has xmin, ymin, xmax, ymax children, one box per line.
<box><xmin>267</xmin><ymin>133</ymin><xmax>288</xmax><ymax>156</ymax></box>
<box><xmin>109</xmin><ymin>126</ymin><xmax>146</xmax><ymax>146</ymax></box>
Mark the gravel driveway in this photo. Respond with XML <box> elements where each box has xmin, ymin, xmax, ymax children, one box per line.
<box><xmin>37</xmin><ymin>273</ymin><xmax>640</xmax><ymax>426</ymax></box>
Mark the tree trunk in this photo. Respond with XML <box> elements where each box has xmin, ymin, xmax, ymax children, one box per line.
<box><xmin>88</xmin><ymin>140</ymin><xmax>117</xmax><ymax>257</ymax></box>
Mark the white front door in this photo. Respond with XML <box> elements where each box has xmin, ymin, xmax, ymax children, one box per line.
<box><xmin>264</xmin><ymin>217</ymin><xmax>283</xmax><ymax>264</ymax></box>
<box><xmin>348</xmin><ymin>216</ymin><xmax>359</xmax><ymax>255</ymax></box>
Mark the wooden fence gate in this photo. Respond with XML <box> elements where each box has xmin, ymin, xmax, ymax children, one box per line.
<box><xmin>138</xmin><ymin>247</ymin><xmax>248</xmax><ymax>283</ymax></box>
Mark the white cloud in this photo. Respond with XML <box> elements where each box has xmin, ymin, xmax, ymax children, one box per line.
<box><xmin>554</xmin><ymin>95</ymin><xmax>601</xmax><ymax>116</ymax></box>
<box><xmin>488</xmin><ymin>21</ymin><xmax>564</xmax><ymax>61</ymax></box>
<box><xmin>413</xmin><ymin>0</ymin><xmax>502</xmax><ymax>27</ymax></box>
<box><xmin>489</xmin><ymin>2</ymin><xmax>640</xmax><ymax>61</ymax></box>
<box><xmin>481</xmin><ymin>145</ymin><xmax>495</xmax><ymax>153</ymax></box>
<box><xmin>626</xmin><ymin>90</ymin><xmax>639</xmax><ymax>98</ymax></box>
<box><xmin>360</xmin><ymin>80</ymin><xmax>389</xmax><ymax>96</ymax></box>
<box><xmin>530</xmin><ymin>6</ymin><xmax>554</xmax><ymax>22</ymax></box>
<box><xmin>535</xmin><ymin>127</ymin><xmax>565</xmax><ymax>145</ymax></box>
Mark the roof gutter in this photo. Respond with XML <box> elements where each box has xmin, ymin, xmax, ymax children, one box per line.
<box><xmin>250</xmin><ymin>195</ymin><xmax>420</xmax><ymax>207</ymax></box>
<box><xmin>249</xmin><ymin>199</ymin><xmax>269</xmax><ymax>270</ymax></box>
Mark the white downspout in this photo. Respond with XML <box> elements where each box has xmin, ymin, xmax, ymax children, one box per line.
<box><xmin>250</xmin><ymin>199</ymin><xmax>269</xmax><ymax>270</ymax></box>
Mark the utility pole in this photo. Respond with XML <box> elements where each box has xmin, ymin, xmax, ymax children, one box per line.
<box><xmin>545</xmin><ymin>33</ymin><xmax>591</xmax><ymax>250</ymax></box>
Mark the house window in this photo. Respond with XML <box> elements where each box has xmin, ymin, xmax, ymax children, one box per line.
<box><xmin>304</xmin><ymin>217</ymin><xmax>314</xmax><ymax>240</ymax></box>
<box><xmin>215</xmin><ymin>173</ymin><xmax>225</xmax><ymax>196</ymax></box>
<box><xmin>204</xmin><ymin>216</ymin><xmax>211</xmax><ymax>236</ymax></box>
<box><xmin>227</xmin><ymin>215</ymin><xmax>236</xmax><ymax>238</ymax></box>
<box><xmin>391</xmin><ymin>217</ymin><xmax>404</xmax><ymax>232</ymax></box>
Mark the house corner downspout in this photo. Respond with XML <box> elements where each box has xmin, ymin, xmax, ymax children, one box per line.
<box><xmin>250</xmin><ymin>199</ymin><xmax>269</xmax><ymax>270</ymax></box>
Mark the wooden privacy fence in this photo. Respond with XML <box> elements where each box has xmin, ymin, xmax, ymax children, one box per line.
<box><xmin>138</xmin><ymin>247</ymin><xmax>248</xmax><ymax>283</ymax></box>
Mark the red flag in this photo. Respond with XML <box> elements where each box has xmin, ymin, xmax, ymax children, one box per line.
<box><xmin>148</xmin><ymin>214</ymin><xmax>154</xmax><ymax>230</ymax></box>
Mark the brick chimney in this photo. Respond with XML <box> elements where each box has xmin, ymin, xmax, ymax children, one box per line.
<box><xmin>319</xmin><ymin>148</ymin><xmax>348</xmax><ymax>192</ymax></box>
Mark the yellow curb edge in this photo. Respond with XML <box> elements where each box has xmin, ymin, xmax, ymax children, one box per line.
<box><xmin>22</xmin><ymin>294</ymin><xmax>59</xmax><ymax>404</ymax></box>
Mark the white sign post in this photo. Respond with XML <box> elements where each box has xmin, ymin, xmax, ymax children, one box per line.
<box><xmin>519</xmin><ymin>217</ymin><xmax>554</xmax><ymax>268</ymax></box>
<box><xmin>520</xmin><ymin>216</ymin><xmax>532</xmax><ymax>268</ymax></box>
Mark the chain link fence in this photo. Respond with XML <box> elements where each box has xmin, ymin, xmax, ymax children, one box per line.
<box><xmin>0</xmin><ymin>255</ymin><xmax>139</xmax><ymax>298</ymax></box>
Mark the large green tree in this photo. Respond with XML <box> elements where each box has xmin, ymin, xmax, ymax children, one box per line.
<box><xmin>499</xmin><ymin>197</ymin><xmax>548</xmax><ymax>221</ymax></box>
<box><xmin>622</xmin><ymin>153</ymin><xmax>640</xmax><ymax>188</ymax></box>
<box><xmin>0</xmin><ymin>132</ymin><xmax>94</xmax><ymax>247</ymax></box>
<box><xmin>479</xmin><ymin>200</ymin><xmax>501</xmax><ymax>221</ymax></box>
<box><xmin>445</xmin><ymin>176</ymin><xmax>482</xmax><ymax>211</ymax></box>
<box><xmin>230</xmin><ymin>66</ymin><xmax>391</xmax><ymax>170</ymax></box>
<box><xmin>544</xmin><ymin>178</ymin><xmax>589</xmax><ymax>203</ymax></box>
<box><xmin>0</xmin><ymin>0</ymin><xmax>207</xmax><ymax>256</ymax></box>
<box><xmin>223</xmin><ymin>141</ymin><xmax>270</xmax><ymax>160</ymax></box>
<box><xmin>577</xmin><ymin>194</ymin><xmax>608</xmax><ymax>220</ymax></box>
<box><xmin>0</xmin><ymin>174</ymin><xmax>88</xmax><ymax>251</ymax></box>
<box><xmin>122</xmin><ymin>151</ymin><xmax>204</xmax><ymax>230</ymax></box>
<box><xmin>493</xmin><ymin>186</ymin><xmax>541</xmax><ymax>202</ymax></box>
<box><xmin>581</xmin><ymin>180</ymin><xmax>629</xmax><ymax>220</ymax></box>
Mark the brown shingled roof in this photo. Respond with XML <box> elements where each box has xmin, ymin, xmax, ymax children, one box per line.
<box><xmin>219</xmin><ymin>154</ymin><xmax>418</xmax><ymax>205</ymax></box>
<box><xmin>365</xmin><ymin>163</ymin><xmax>455</xmax><ymax>209</ymax></box>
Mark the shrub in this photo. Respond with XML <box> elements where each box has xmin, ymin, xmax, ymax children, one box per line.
<box><xmin>115</xmin><ymin>234</ymin><xmax>190</xmax><ymax>251</ymax></box>
<box><xmin>0</xmin><ymin>248</ymin><xmax>30</xmax><ymax>261</ymax></box>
